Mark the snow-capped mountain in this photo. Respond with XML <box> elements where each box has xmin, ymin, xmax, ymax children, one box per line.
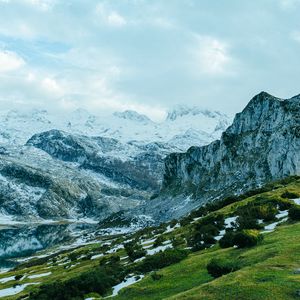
<box><xmin>0</xmin><ymin>105</ymin><xmax>231</xmax><ymax>222</ymax></box>
<box><xmin>0</xmin><ymin>106</ymin><xmax>232</xmax><ymax>151</ymax></box>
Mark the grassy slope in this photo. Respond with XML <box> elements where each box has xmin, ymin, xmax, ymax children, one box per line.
<box><xmin>0</xmin><ymin>178</ymin><xmax>299</xmax><ymax>300</ymax></box>
<box><xmin>114</xmin><ymin>179</ymin><xmax>300</xmax><ymax>300</ymax></box>
<box><xmin>113</xmin><ymin>223</ymin><xmax>300</xmax><ymax>300</ymax></box>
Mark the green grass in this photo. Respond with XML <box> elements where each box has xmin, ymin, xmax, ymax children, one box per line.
<box><xmin>113</xmin><ymin>222</ymin><xmax>300</xmax><ymax>300</ymax></box>
<box><xmin>0</xmin><ymin>177</ymin><xmax>299</xmax><ymax>300</ymax></box>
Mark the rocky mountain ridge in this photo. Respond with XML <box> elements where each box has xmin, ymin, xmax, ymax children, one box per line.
<box><xmin>0</xmin><ymin>105</ymin><xmax>230</xmax><ymax>222</ymax></box>
<box><xmin>137</xmin><ymin>92</ymin><xmax>300</xmax><ymax>221</ymax></box>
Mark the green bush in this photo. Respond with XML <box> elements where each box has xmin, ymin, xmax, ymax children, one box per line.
<box><xmin>187</xmin><ymin>224</ymin><xmax>219</xmax><ymax>251</ymax></box>
<box><xmin>153</xmin><ymin>236</ymin><xmax>166</xmax><ymax>247</ymax></box>
<box><xmin>207</xmin><ymin>258</ymin><xmax>240</xmax><ymax>278</ymax></box>
<box><xmin>151</xmin><ymin>272</ymin><xmax>163</xmax><ymax>281</ymax></box>
<box><xmin>29</xmin><ymin>262</ymin><xmax>126</xmax><ymax>300</ymax></box>
<box><xmin>236</xmin><ymin>214</ymin><xmax>262</xmax><ymax>230</ymax></box>
<box><xmin>171</xmin><ymin>236</ymin><xmax>185</xmax><ymax>248</ymax></box>
<box><xmin>14</xmin><ymin>274</ymin><xmax>23</xmax><ymax>281</ymax></box>
<box><xmin>288</xmin><ymin>206</ymin><xmax>300</xmax><ymax>221</ymax></box>
<box><xmin>281</xmin><ymin>191</ymin><xmax>300</xmax><ymax>199</ymax></box>
<box><xmin>194</xmin><ymin>214</ymin><xmax>224</xmax><ymax>230</ymax></box>
<box><xmin>135</xmin><ymin>249</ymin><xmax>188</xmax><ymax>273</ymax></box>
<box><xmin>124</xmin><ymin>241</ymin><xmax>146</xmax><ymax>262</ymax></box>
<box><xmin>233</xmin><ymin>230</ymin><xmax>263</xmax><ymax>248</ymax></box>
<box><xmin>219</xmin><ymin>231</ymin><xmax>235</xmax><ymax>248</ymax></box>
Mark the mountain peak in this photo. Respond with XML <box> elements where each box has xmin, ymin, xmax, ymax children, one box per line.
<box><xmin>166</xmin><ymin>105</ymin><xmax>225</xmax><ymax>121</ymax></box>
<box><xmin>113</xmin><ymin>110</ymin><xmax>151</xmax><ymax>123</ymax></box>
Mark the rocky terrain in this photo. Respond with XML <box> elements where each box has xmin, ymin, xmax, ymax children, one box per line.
<box><xmin>137</xmin><ymin>92</ymin><xmax>300</xmax><ymax>221</ymax></box>
<box><xmin>0</xmin><ymin>106</ymin><xmax>230</xmax><ymax>222</ymax></box>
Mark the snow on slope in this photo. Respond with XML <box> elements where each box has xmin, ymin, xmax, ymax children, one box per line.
<box><xmin>0</xmin><ymin>106</ymin><xmax>232</xmax><ymax>151</ymax></box>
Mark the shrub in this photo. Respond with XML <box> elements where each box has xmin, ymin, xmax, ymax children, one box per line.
<box><xmin>233</xmin><ymin>230</ymin><xmax>263</xmax><ymax>248</ymax></box>
<box><xmin>29</xmin><ymin>263</ymin><xmax>125</xmax><ymax>300</ymax></box>
<box><xmin>68</xmin><ymin>252</ymin><xmax>78</xmax><ymax>262</ymax></box>
<box><xmin>281</xmin><ymin>191</ymin><xmax>300</xmax><ymax>199</ymax></box>
<box><xmin>194</xmin><ymin>214</ymin><xmax>224</xmax><ymax>230</ymax></box>
<box><xmin>219</xmin><ymin>231</ymin><xmax>235</xmax><ymax>248</ymax></box>
<box><xmin>288</xmin><ymin>206</ymin><xmax>300</xmax><ymax>221</ymax></box>
<box><xmin>153</xmin><ymin>236</ymin><xmax>166</xmax><ymax>247</ymax></box>
<box><xmin>187</xmin><ymin>224</ymin><xmax>219</xmax><ymax>251</ymax></box>
<box><xmin>151</xmin><ymin>272</ymin><xmax>163</xmax><ymax>281</ymax></box>
<box><xmin>171</xmin><ymin>236</ymin><xmax>185</xmax><ymax>248</ymax></box>
<box><xmin>15</xmin><ymin>274</ymin><xmax>23</xmax><ymax>281</ymax></box>
<box><xmin>135</xmin><ymin>249</ymin><xmax>188</xmax><ymax>273</ymax></box>
<box><xmin>207</xmin><ymin>258</ymin><xmax>240</xmax><ymax>278</ymax></box>
<box><xmin>124</xmin><ymin>242</ymin><xmax>146</xmax><ymax>262</ymax></box>
<box><xmin>236</xmin><ymin>214</ymin><xmax>262</xmax><ymax>230</ymax></box>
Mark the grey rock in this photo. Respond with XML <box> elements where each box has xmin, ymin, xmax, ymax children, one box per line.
<box><xmin>135</xmin><ymin>92</ymin><xmax>300</xmax><ymax>221</ymax></box>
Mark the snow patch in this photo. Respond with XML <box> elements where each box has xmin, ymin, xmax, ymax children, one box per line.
<box><xmin>0</xmin><ymin>283</ymin><xmax>39</xmax><ymax>297</ymax></box>
<box><xmin>108</xmin><ymin>275</ymin><xmax>144</xmax><ymax>297</ymax></box>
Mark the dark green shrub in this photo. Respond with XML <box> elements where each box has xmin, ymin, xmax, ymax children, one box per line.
<box><xmin>207</xmin><ymin>258</ymin><xmax>240</xmax><ymax>278</ymax></box>
<box><xmin>15</xmin><ymin>274</ymin><xmax>23</xmax><ymax>280</ymax></box>
<box><xmin>151</xmin><ymin>272</ymin><xmax>163</xmax><ymax>281</ymax></box>
<box><xmin>153</xmin><ymin>236</ymin><xmax>165</xmax><ymax>247</ymax></box>
<box><xmin>68</xmin><ymin>252</ymin><xmax>78</xmax><ymax>262</ymax></box>
<box><xmin>187</xmin><ymin>224</ymin><xmax>219</xmax><ymax>251</ymax></box>
<box><xmin>281</xmin><ymin>191</ymin><xmax>300</xmax><ymax>199</ymax></box>
<box><xmin>171</xmin><ymin>236</ymin><xmax>185</xmax><ymax>248</ymax></box>
<box><xmin>195</xmin><ymin>214</ymin><xmax>224</xmax><ymax>230</ymax></box>
<box><xmin>219</xmin><ymin>231</ymin><xmax>235</xmax><ymax>248</ymax></box>
<box><xmin>29</xmin><ymin>263</ymin><xmax>125</xmax><ymax>300</ymax></box>
<box><xmin>233</xmin><ymin>230</ymin><xmax>263</xmax><ymax>248</ymax></box>
<box><xmin>236</xmin><ymin>214</ymin><xmax>262</xmax><ymax>230</ymax></box>
<box><xmin>124</xmin><ymin>242</ymin><xmax>146</xmax><ymax>262</ymax></box>
<box><xmin>288</xmin><ymin>206</ymin><xmax>300</xmax><ymax>221</ymax></box>
<box><xmin>135</xmin><ymin>249</ymin><xmax>188</xmax><ymax>273</ymax></box>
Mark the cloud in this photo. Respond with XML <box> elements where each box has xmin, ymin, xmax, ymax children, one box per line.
<box><xmin>41</xmin><ymin>77</ymin><xmax>64</xmax><ymax>95</ymax></box>
<box><xmin>191</xmin><ymin>36</ymin><xmax>233</xmax><ymax>75</ymax></box>
<box><xmin>24</xmin><ymin>0</ymin><xmax>56</xmax><ymax>11</ymax></box>
<box><xmin>279</xmin><ymin>0</ymin><xmax>300</xmax><ymax>9</ymax></box>
<box><xmin>96</xmin><ymin>3</ymin><xmax>127</xmax><ymax>27</ymax></box>
<box><xmin>107</xmin><ymin>12</ymin><xmax>127</xmax><ymax>27</ymax></box>
<box><xmin>0</xmin><ymin>50</ymin><xmax>25</xmax><ymax>72</ymax></box>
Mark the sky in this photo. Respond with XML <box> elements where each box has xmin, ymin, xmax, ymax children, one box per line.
<box><xmin>0</xmin><ymin>0</ymin><xmax>300</xmax><ymax>121</ymax></box>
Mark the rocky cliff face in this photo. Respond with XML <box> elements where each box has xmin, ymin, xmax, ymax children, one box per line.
<box><xmin>26</xmin><ymin>130</ymin><xmax>178</xmax><ymax>191</ymax></box>
<box><xmin>127</xmin><ymin>92</ymin><xmax>300</xmax><ymax>222</ymax></box>
<box><xmin>0</xmin><ymin>146</ymin><xmax>145</xmax><ymax>221</ymax></box>
<box><xmin>163</xmin><ymin>92</ymin><xmax>300</xmax><ymax>200</ymax></box>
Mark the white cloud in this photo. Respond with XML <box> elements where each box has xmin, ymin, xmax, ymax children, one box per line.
<box><xmin>279</xmin><ymin>0</ymin><xmax>300</xmax><ymax>9</ymax></box>
<box><xmin>41</xmin><ymin>77</ymin><xmax>63</xmax><ymax>95</ymax></box>
<box><xmin>96</xmin><ymin>4</ymin><xmax>127</xmax><ymax>27</ymax></box>
<box><xmin>107</xmin><ymin>12</ymin><xmax>127</xmax><ymax>27</ymax></box>
<box><xmin>24</xmin><ymin>0</ymin><xmax>56</xmax><ymax>11</ymax></box>
<box><xmin>191</xmin><ymin>36</ymin><xmax>233</xmax><ymax>75</ymax></box>
<box><xmin>0</xmin><ymin>50</ymin><xmax>25</xmax><ymax>72</ymax></box>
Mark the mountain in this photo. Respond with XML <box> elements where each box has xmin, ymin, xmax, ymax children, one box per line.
<box><xmin>0</xmin><ymin>145</ymin><xmax>145</xmax><ymax>221</ymax></box>
<box><xmin>136</xmin><ymin>92</ymin><xmax>300</xmax><ymax>221</ymax></box>
<box><xmin>113</xmin><ymin>110</ymin><xmax>152</xmax><ymax>123</ymax></box>
<box><xmin>0</xmin><ymin>106</ymin><xmax>231</xmax><ymax>151</ymax></box>
<box><xmin>26</xmin><ymin>129</ymin><xmax>176</xmax><ymax>191</ymax></box>
<box><xmin>0</xmin><ymin>105</ymin><xmax>231</xmax><ymax>222</ymax></box>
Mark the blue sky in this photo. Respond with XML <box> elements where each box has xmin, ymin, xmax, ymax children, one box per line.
<box><xmin>0</xmin><ymin>0</ymin><xmax>300</xmax><ymax>121</ymax></box>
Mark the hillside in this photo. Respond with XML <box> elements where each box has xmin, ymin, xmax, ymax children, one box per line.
<box><xmin>0</xmin><ymin>176</ymin><xmax>299</xmax><ymax>299</ymax></box>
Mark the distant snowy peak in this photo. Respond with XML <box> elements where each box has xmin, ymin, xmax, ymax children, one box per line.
<box><xmin>113</xmin><ymin>110</ymin><xmax>152</xmax><ymax>123</ymax></box>
<box><xmin>166</xmin><ymin>105</ymin><xmax>228</xmax><ymax>121</ymax></box>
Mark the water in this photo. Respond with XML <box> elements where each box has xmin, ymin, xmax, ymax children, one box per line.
<box><xmin>0</xmin><ymin>223</ymin><xmax>98</xmax><ymax>269</ymax></box>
